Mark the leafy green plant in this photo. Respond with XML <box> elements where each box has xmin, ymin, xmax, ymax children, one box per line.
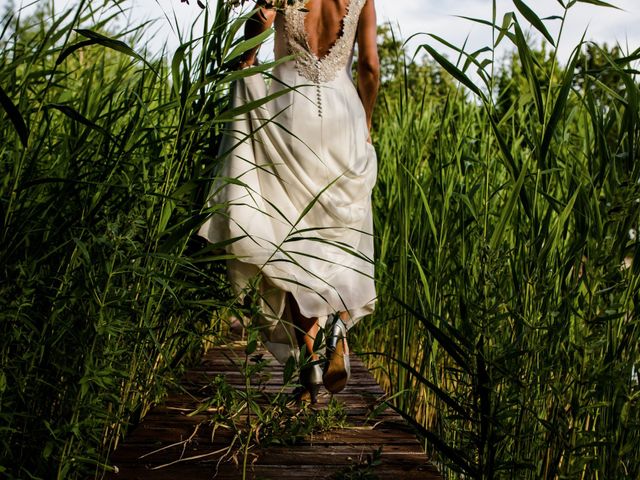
<box><xmin>330</xmin><ymin>447</ymin><xmax>382</xmax><ymax>480</ymax></box>
<box><xmin>2</xmin><ymin>1</ymin><xmax>638</xmax><ymax>479</ymax></box>
<box><xmin>355</xmin><ymin>1</ymin><xmax>640</xmax><ymax>478</ymax></box>
<box><xmin>147</xmin><ymin>336</ymin><xmax>348</xmax><ymax>479</ymax></box>
<box><xmin>0</xmin><ymin>1</ymin><xmax>276</xmax><ymax>477</ymax></box>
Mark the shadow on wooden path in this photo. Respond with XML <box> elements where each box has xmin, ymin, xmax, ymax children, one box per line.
<box><xmin>107</xmin><ymin>340</ymin><xmax>442</xmax><ymax>479</ymax></box>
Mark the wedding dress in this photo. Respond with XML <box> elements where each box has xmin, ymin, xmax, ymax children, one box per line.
<box><xmin>197</xmin><ymin>0</ymin><xmax>377</xmax><ymax>364</ymax></box>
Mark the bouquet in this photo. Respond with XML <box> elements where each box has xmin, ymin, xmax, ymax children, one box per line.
<box><xmin>226</xmin><ymin>0</ymin><xmax>306</xmax><ymax>10</ymax></box>
<box><xmin>180</xmin><ymin>0</ymin><xmax>307</xmax><ymax>11</ymax></box>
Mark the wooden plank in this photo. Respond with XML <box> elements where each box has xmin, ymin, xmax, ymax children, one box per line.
<box><xmin>111</xmin><ymin>444</ymin><xmax>429</xmax><ymax>465</ymax></box>
<box><xmin>107</xmin><ymin>464</ymin><xmax>440</xmax><ymax>480</ymax></box>
<box><xmin>106</xmin><ymin>342</ymin><xmax>441</xmax><ymax>479</ymax></box>
<box><xmin>121</xmin><ymin>425</ymin><xmax>430</xmax><ymax>446</ymax></box>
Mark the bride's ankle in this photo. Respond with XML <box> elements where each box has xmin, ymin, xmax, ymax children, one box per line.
<box><xmin>299</xmin><ymin>348</ymin><xmax>319</xmax><ymax>363</ymax></box>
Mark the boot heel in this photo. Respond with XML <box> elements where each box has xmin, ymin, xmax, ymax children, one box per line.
<box><xmin>323</xmin><ymin>314</ymin><xmax>351</xmax><ymax>394</ymax></box>
<box><xmin>295</xmin><ymin>362</ymin><xmax>323</xmax><ymax>404</ymax></box>
<box><xmin>308</xmin><ymin>383</ymin><xmax>321</xmax><ymax>404</ymax></box>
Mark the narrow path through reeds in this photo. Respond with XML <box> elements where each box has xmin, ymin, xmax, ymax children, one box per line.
<box><xmin>106</xmin><ymin>340</ymin><xmax>441</xmax><ymax>479</ymax></box>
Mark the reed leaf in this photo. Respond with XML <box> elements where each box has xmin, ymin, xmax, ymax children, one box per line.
<box><xmin>0</xmin><ymin>83</ymin><xmax>29</xmax><ymax>147</ymax></box>
<box><xmin>513</xmin><ymin>0</ymin><xmax>556</xmax><ymax>46</ymax></box>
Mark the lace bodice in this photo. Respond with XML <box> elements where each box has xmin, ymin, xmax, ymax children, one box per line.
<box><xmin>275</xmin><ymin>0</ymin><xmax>367</xmax><ymax>83</ymax></box>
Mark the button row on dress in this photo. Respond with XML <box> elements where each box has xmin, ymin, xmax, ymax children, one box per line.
<box><xmin>315</xmin><ymin>83</ymin><xmax>323</xmax><ymax>118</ymax></box>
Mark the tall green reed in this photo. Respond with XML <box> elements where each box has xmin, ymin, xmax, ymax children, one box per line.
<box><xmin>2</xmin><ymin>0</ymin><xmax>638</xmax><ymax>478</ymax></box>
<box><xmin>357</xmin><ymin>1</ymin><xmax>639</xmax><ymax>478</ymax></box>
<box><xmin>0</xmin><ymin>1</ymin><xmax>269</xmax><ymax>477</ymax></box>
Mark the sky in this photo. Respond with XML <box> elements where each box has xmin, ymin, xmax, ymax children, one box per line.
<box><xmin>4</xmin><ymin>0</ymin><xmax>640</xmax><ymax>64</ymax></box>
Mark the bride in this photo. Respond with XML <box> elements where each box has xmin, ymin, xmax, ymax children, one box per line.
<box><xmin>198</xmin><ymin>0</ymin><xmax>380</xmax><ymax>403</ymax></box>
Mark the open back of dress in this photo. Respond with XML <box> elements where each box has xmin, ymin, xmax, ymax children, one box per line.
<box><xmin>198</xmin><ymin>0</ymin><xmax>378</xmax><ymax>364</ymax></box>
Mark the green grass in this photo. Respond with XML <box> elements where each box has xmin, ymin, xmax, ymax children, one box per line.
<box><xmin>356</xmin><ymin>2</ymin><xmax>640</xmax><ymax>478</ymax></box>
<box><xmin>0</xmin><ymin>1</ymin><xmax>264</xmax><ymax>477</ymax></box>
<box><xmin>0</xmin><ymin>0</ymin><xmax>638</xmax><ymax>479</ymax></box>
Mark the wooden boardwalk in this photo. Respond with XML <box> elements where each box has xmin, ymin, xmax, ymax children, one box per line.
<box><xmin>107</xmin><ymin>340</ymin><xmax>441</xmax><ymax>479</ymax></box>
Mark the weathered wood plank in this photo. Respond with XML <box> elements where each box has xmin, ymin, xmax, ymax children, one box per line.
<box><xmin>111</xmin><ymin>444</ymin><xmax>428</xmax><ymax>465</ymax></box>
<box><xmin>107</xmin><ymin>464</ymin><xmax>439</xmax><ymax>480</ymax></box>
<box><xmin>122</xmin><ymin>425</ymin><xmax>429</xmax><ymax>446</ymax></box>
<box><xmin>106</xmin><ymin>342</ymin><xmax>441</xmax><ymax>479</ymax></box>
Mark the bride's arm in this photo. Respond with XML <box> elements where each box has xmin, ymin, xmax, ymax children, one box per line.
<box><xmin>238</xmin><ymin>1</ymin><xmax>277</xmax><ymax>69</ymax></box>
<box><xmin>356</xmin><ymin>0</ymin><xmax>380</xmax><ymax>138</ymax></box>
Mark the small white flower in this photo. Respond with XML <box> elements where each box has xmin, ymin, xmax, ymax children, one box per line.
<box><xmin>630</xmin><ymin>229</ymin><xmax>638</xmax><ymax>241</ymax></box>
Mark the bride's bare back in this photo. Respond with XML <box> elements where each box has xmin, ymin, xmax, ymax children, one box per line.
<box><xmin>242</xmin><ymin>0</ymin><xmax>379</xmax><ymax>132</ymax></box>
<box><xmin>302</xmin><ymin>0</ymin><xmax>351</xmax><ymax>60</ymax></box>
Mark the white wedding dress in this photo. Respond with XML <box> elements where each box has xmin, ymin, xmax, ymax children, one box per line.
<box><xmin>198</xmin><ymin>0</ymin><xmax>377</xmax><ymax>364</ymax></box>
